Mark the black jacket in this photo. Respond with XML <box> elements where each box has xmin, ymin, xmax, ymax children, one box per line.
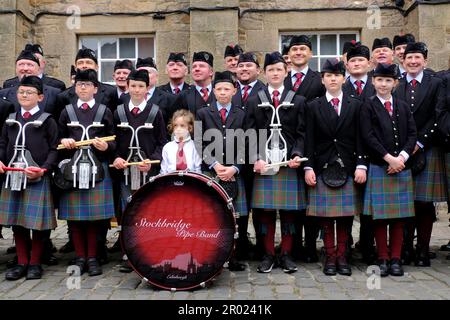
<box><xmin>174</xmin><ymin>85</ymin><xmax>216</xmax><ymax>117</ymax></box>
<box><xmin>196</xmin><ymin>101</ymin><xmax>246</xmax><ymax>172</ymax></box>
<box><xmin>305</xmin><ymin>95</ymin><xmax>367</xmax><ymax>176</ymax></box>
<box><xmin>232</xmin><ymin>79</ymin><xmax>266</xmax><ymax>111</ymax></box>
<box><xmin>394</xmin><ymin>72</ymin><xmax>446</xmax><ymax>149</ymax></box>
<box><xmin>343</xmin><ymin>76</ymin><xmax>376</xmax><ymax>102</ymax></box>
<box><xmin>158</xmin><ymin>82</ymin><xmax>190</xmax><ymax>95</ymax></box>
<box><xmin>360</xmin><ymin>96</ymin><xmax>417</xmax><ymax>166</ymax></box>
<box><xmin>283</xmin><ymin>69</ymin><xmax>325</xmax><ymax>102</ymax></box>
<box><xmin>245</xmin><ymin>88</ymin><xmax>306</xmax><ymax>163</ymax></box>
<box><xmin>0</xmin><ymin>98</ymin><xmax>15</xmax><ymax>131</ymax></box>
<box><xmin>436</xmin><ymin>72</ymin><xmax>450</xmax><ymax>149</ymax></box>
<box><xmin>3</xmin><ymin>75</ymin><xmax>66</xmax><ymax>91</ymax></box>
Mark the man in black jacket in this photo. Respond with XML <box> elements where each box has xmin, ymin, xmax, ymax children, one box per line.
<box><xmin>158</xmin><ymin>53</ymin><xmax>190</xmax><ymax>95</ymax></box>
<box><xmin>3</xmin><ymin>44</ymin><xmax>66</xmax><ymax>91</ymax></box>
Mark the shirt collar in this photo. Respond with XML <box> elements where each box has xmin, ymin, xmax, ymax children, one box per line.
<box><xmin>350</xmin><ymin>74</ymin><xmax>368</xmax><ymax>85</ymax></box>
<box><xmin>406</xmin><ymin>71</ymin><xmax>424</xmax><ymax>84</ymax></box>
<box><xmin>117</xmin><ymin>88</ymin><xmax>128</xmax><ymax>97</ymax></box>
<box><xmin>268</xmin><ymin>85</ymin><xmax>285</xmax><ymax>97</ymax></box>
<box><xmin>21</xmin><ymin>105</ymin><xmax>40</xmax><ymax>117</ymax></box>
<box><xmin>77</xmin><ymin>98</ymin><xmax>95</xmax><ymax>109</ymax></box>
<box><xmin>170</xmin><ymin>82</ymin><xmax>184</xmax><ymax>92</ymax></box>
<box><xmin>238</xmin><ymin>80</ymin><xmax>258</xmax><ymax>91</ymax></box>
<box><xmin>195</xmin><ymin>84</ymin><xmax>212</xmax><ymax>95</ymax></box>
<box><xmin>376</xmin><ymin>95</ymin><xmax>393</xmax><ymax>106</ymax></box>
<box><xmin>217</xmin><ymin>102</ymin><xmax>232</xmax><ymax>113</ymax></box>
<box><xmin>129</xmin><ymin>99</ymin><xmax>147</xmax><ymax>112</ymax></box>
<box><xmin>326</xmin><ymin>91</ymin><xmax>343</xmax><ymax>104</ymax></box>
<box><xmin>292</xmin><ymin>66</ymin><xmax>309</xmax><ymax>78</ymax></box>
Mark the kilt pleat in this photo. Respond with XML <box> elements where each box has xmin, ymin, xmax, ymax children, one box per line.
<box><xmin>252</xmin><ymin>167</ymin><xmax>306</xmax><ymax>211</ymax></box>
<box><xmin>413</xmin><ymin>147</ymin><xmax>447</xmax><ymax>202</ymax></box>
<box><xmin>363</xmin><ymin>164</ymin><xmax>415</xmax><ymax>220</ymax></box>
<box><xmin>307</xmin><ymin>176</ymin><xmax>363</xmax><ymax>217</ymax></box>
<box><xmin>0</xmin><ymin>176</ymin><xmax>56</xmax><ymax>230</ymax></box>
<box><xmin>202</xmin><ymin>171</ymin><xmax>248</xmax><ymax>216</ymax></box>
<box><xmin>58</xmin><ymin>162</ymin><xmax>115</xmax><ymax>221</ymax></box>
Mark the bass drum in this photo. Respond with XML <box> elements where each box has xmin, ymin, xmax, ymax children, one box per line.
<box><xmin>121</xmin><ymin>172</ymin><xmax>237</xmax><ymax>291</ymax></box>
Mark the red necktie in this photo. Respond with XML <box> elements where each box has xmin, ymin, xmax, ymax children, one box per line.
<box><xmin>220</xmin><ymin>108</ymin><xmax>227</xmax><ymax>125</ymax></box>
<box><xmin>174</xmin><ymin>87</ymin><xmax>181</xmax><ymax>94</ymax></box>
<box><xmin>23</xmin><ymin>112</ymin><xmax>31</xmax><ymax>119</ymax></box>
<box><xmin>272</xmin><ymin>90</ymin><xmax>280</xmax><ymax>108</ymax></box>
<box><xmin>242</xmin><ymin>85</ymin><xmax>251</xmax><ymax>102</ymax></box>
<box><xmin>201</xmin><ymin>88</ymin><xmax>209</xmax><ymax>102</ymax></box>
<box><xmin>384</xmin><ymin>101</ymin><xmax>393</xmax><ymax>117</ymax></box>
<box><xmin>354</xmin><ymin>80</ymin><xmax>363</xmax><ymax>95</ymax></box>
<box><xmin>81</xmin><ymin>103</ymin><xmax>89</xmax><ymax>110</ymax></box>
<box><xmin>293</xmin><ymin>72</ymin><xmax>304</xmax><ymax>92</ymax></box>
<box><xmin>176</xmin><ymin>141</ymin><xmax>188</xmax><ymax>170</ymax></box>
<box><xmin>411</xmin><ymin>79</ymin><xmax>417</xmax><ymax>89</ymax></box>
<box><xmin>331</xmin><ymin>98</ymin><xmax>340</xmax><ymax>114</ymax></box>
<box><xmin>131</xmin><ymin>107</ymin><xmax>140</xmax><ymax>115</ymax></box>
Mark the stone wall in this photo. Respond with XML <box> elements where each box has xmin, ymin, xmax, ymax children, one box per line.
<box><xmin>0</xmin><ymin>0</ymin><xmax>449</xmax><ymax>86</ymax></box>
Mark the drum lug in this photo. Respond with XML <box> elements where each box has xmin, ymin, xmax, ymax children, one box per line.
<box><xmin>148</xmin><ymin>176</ymin><xmax>156</xmax><ymax>183</ymax></box>
<box><xmin>177</xmin><ymin>171</ymin><xmax>185</xmax><ymax>177</ymax></box>
<box><xmin>171</xmin><ymin>288</ymin><xmax>177</xmax><ymax>292</ymax></box>
<box><xmin>126</xmin><ymin>195</ymin><xmax>133</xmax><ymax>203</ymax></box>
<box><xmin>200</xmin><ymin>282</ymin><xmax>206</xmax><ymax>289</ymax></box>
<box><xmin>207</xmin><ymin>180</ymin><xmax>214</xmax><ymax>187</ymax></box>
<box><xmin>234</xmin><ymin>232</ymin><xmax>239</xmax><ymax>240</ymax></box>
<box><xmin>233</xmin><ymin>212</ymin><xmax>240</xmax><ymax>219</ymax></box>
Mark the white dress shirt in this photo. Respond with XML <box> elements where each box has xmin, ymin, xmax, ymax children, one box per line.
<box><xmin>160</xmin><ymin>137</ymin><xmax>202</xmax><ymax>174</ymax></box>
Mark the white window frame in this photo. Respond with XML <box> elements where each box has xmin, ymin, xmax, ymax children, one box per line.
<box><xmin>280</xmin><ymin>31</ymin><xmax>360</xmax><ymax>71</ymax></box>
<box><xmin>78</xmin><ymin>35</ymin><xmax>156</xmax><ymax>84</ymax></box>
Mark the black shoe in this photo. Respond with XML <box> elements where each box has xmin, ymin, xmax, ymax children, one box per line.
<box><xmin>119</xmin><ymin>260</ymin><xmax>133</xmax><ymax>273</ymax></box>
<box><xmin>6</xmin><ymin>255</ymin><xmax>18</xmax><ymax>269</ymax></box>
<box><xmin>108</xmin><ymin>238</ymin><xmax>122</xmax><ymax>253</ymax></box>
<box><xmin>336</xmin><ymin>256</ymin><xmax>352</xmax><ymax>276</ymax></box>
<box><xmin>415</xmin><ymin>252</ymin><xmax>431</xmax><ymax>267</ymax></box>
<box><xmin>72</xmin><ymin>257</ymin><xmax>86</xmax><ymax>275</ymax></box>
<box><xmin>228</xmin><ymin>259</ymin><xmax>246</xmax><ymax>271</ymax></box>
<box><xmin>323</xmin><ymin>256</ymin><xmax>337</xmax><ymax>276</ymax></box>
<box><xmin>303</xmin><ymin>250</ymin><xmax>319</xmax><ymax>263</ymax></box>
<box><xmin>428</xmin><ymin>251</ymin><xmax>436</xmax><ymax>260</ymax></box>
<box><xmin>59</xmin><ymin>240</ymin><xmax>74</xmax><ymax>253</ymax></box>
<box><xmin>257</xmin><ymin>254</ymin><xmax>275</xmax><ymax>273</ymax></box>
<box><xmin>42</xmin><ymin>253</ymin><xmax>58</xmax><ymax>266</ymax></box>
<box><xmin>376</xmin><ymin>259</ymin><xmax>389</xmax><ymax>277</ymax></box>
<box><xmin>278</xmin><ymin>253</ymin><xmax>297</xmax><ymax>273</ymax></box>
<box><xmin>389</xmin><ymin>259</ymin><xmax>404</xmax><ymax>277</ymax></box>
<box><xmin>440</xmin><ymin>241</ymin><xmax>450</xmax><ymax>251</ymax></box>
<box><xmin>26</xmin><ymin>264</ymin><xmax>43</xmax><ymax>280</ymax></box>
<box><xmin>87</xmin><ymin>257</ymin><xmax>102</xmax><ymax>277</ymax></box>
<box><xmin>401</xmin><ymin>248</ymin><xmax>414</xmax><ymax>265</ymax></box>
<box><xmin>5</xmin><ymin>264</ymin><xmax>27</xmax><ymax>281</ymax></box>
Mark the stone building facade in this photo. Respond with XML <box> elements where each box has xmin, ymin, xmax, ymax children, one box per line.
<box><xmin>0</xmin><ymin>0</ymin><xmax>449</xmax><ymax>86</ymax></box>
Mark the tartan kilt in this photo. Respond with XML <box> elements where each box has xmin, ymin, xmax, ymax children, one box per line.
<box><xmin>413</xmin><ymin>147</ymin><xmax>447</xmax><ymax>202</ymax></box>
<box><xmin>446</xmin><ymin>152</ymin><xmax>450</xmax><ymax>199</ymax></box>
<box><xmin>252</xmin><ymin>167</ymin><xmax>306</xmax><ymax>211</ymax></box>
<box><xmin>202</xmin><ymin>171</ymin><xmax>248</xmax><ymax>217</ymax></box>
<box><xmin>0</xmin><ymin>176</ymin><xmax>56</xmax><ymax>230</ymax></box>
<box><xmin>363</xmin><ymin>164</ymin><xmax>415</xmax><ymax>220</ymax></box>
<box><xmin>58</xmin><ymin>162</ymin><xmax>115</xmax><ymax>221</ymax></box>
<box><xmin>307</xmin><ymin>176</ymin><xmax>363</xmax><ymax>218</ymax></box>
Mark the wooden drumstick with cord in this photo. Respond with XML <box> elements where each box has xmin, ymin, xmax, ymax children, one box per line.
<box><xmin>57</xmin><ymin>135</ymin><xmax>116</xmax><ymax>150</ymax></box>
<box><xmin>109</xmin><ymin>159</ymin><xmax>160</xmax><ymax>168</ymax></box>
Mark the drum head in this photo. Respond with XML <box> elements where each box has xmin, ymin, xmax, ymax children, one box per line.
<box><xmin>121</xmin><ymin>172</ymin><xmax>236</xmax><ymax>291</ymax></box>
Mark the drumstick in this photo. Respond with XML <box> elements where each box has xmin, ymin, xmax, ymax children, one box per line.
<box><xmin>57</xmin><ymin>135</ymin><xmax>116</xmax><ymax>150</ymax></box>
<box><xmin>3</xmin><ymin>167</ymin><xmax>47</xmax><ymax>173</ymax></box>
<box><xmin>264</xmin><ymin>157</ymin><xmax>308</xmax><ymax>169</ymax></box>
<box><xmin>108</xmin><ymin>159</ymin><xmax>160</xmax><ymax>168</ymax></box>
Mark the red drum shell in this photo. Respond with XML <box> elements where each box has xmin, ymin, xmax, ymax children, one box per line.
<box><xmin>121</xmin><ymin>172</ymin><xmax>236</xmax><ymax>291</ymax></box>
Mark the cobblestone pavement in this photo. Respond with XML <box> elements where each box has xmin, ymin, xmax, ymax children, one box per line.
<box><xmin>0</xmin><ymin>206</ymin><xmax>449</xmax><ymax>300</ymax></box>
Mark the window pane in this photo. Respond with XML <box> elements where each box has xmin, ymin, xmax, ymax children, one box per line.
<box><xmin>119</xmin><ymin>38</ymin><xmax>136</xmax><ymax>59</ymax></box>
<box><xmin>101</xmin><ymin>61</ymin><xmax>115</xmax><ymax>83</ymax></box>
<box><xmin>138</xmin><ymin>38</ymin><xmax>154</xmax><ymax>59</ymax></box>
<box><xmin>80</xmin><ymin>38</ymin><xmax>98</xmax><ymax>57</ymax></box>
<box><xmin>340</xmin><ymin>34</ymin><xmax>358</xmax><ymax>54</ymax></box>
<box><xmin>101</xmin><ymin>38</ymin><xmax>117</xmax><ymax>59</ymax></box>
<box><xmin>310</xmin><ymin>57</ymin><xmax>319</xmax><ymax>71</ymax></box>
<box><xmin>320</xmin><ymin>34</ymin><xmax>337</xmax><ymax>55</ymax></box>
<box><xmin>309</xmin><ymin>35</ymin><xmax>318</xmax><ymax>53</ymax></box>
